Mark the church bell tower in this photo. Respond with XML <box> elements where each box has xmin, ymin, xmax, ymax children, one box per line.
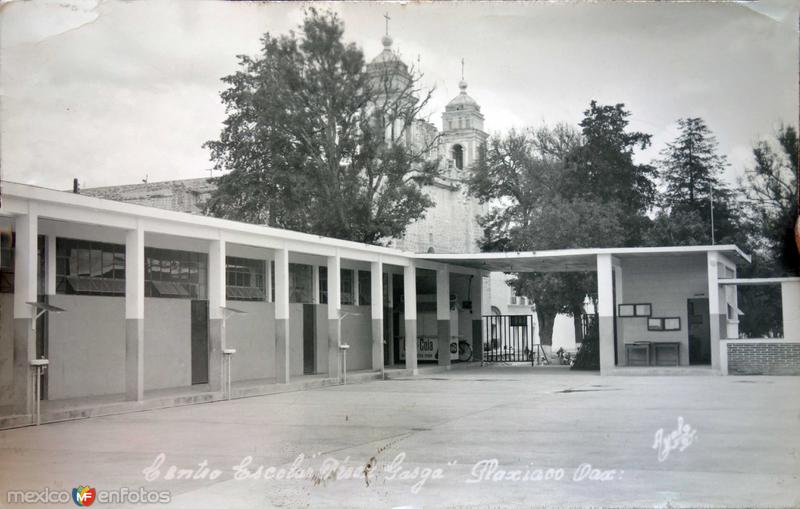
<box><xmin>441</xmin><ymin>60</ymin><xmax>488</xmax><ymax>178</ymax></box>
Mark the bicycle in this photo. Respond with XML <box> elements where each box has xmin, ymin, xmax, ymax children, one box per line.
<box><xmin>433</xmin><ymin>337</ymin><xmax>473</xmax><ymax>362</ymax></box>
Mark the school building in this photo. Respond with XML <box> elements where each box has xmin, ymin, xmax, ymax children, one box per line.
<box><xmin>1</xmin><ymin>181</ymin><xmax>798</xmax><ymax>427</ymax></box>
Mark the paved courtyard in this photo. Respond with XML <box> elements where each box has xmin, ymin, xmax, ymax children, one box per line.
<box><xmin>1</xmin><ymin>366</ymin><xmax>799</xmax><ymax>508</ymax></box>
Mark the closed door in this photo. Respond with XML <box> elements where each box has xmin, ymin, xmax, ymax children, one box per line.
<box><xmin>687</xmin><ymin>298</ymin><xmax>711</xmax><ymax>365</ymax></box>
<box><xmin>191</xmin><ymin>300</ymin><xmax>209</xmax><ymax>384</ymax></box>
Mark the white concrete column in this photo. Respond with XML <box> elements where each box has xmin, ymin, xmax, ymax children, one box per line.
<box><xmin>436</xmin><ymin>266</ymin><xmax>451</xmax><ymax>367</ymax></box>
<box><xmin>274</xmin><ymin>247</ymin><xmax>290</xmax><ymax>383</ymax></box>
<box><xmin>707</xmin><ymin>252</ymin><xmax>722</xmax><ymax>370</ymax></box>
<box><xmin>45</xmin><ymin>235</ymin><xmax>56</xmax><ymax>296</ymax></box>
<box><xmin>13</xmin><ymin>209</ymin><xmax>37</xmax><ymax>413</ymax></box>
<box><xmin>781</xmin><ymin>281</ymin><xmax>800</xmax><ymax>339</ymax></box>
<box><xmin>404</xmin><ymin>263</ymin><xmax>418</xmax><ymax>373</ymax></box>
<box><xmin>371</xmin><ymin>261</ymin><xmax>383</xmax><ymax>372</ymax></box>
<box><xmin>596</xmin><ymin>254</ymin><xmax>616</xmax><ymax>374</ymax></box>
<box><xmin>125</xmin><ymin>223</ymin><xmax>145</xmax><ymax>401</ymax></box>
<box><xmin>327</xmin><ymin>255</ymin><xmax>341</xmax><ymax>378</ymax></box>
<box><xmin>207</xmin><ymin>238</ymin><xmax>225</xmax><ymax>391</ymax></box>
<box><xmin>312</xmin><ymin>265</ymin><xmax>320</xmax><ymax>305</ymax></box>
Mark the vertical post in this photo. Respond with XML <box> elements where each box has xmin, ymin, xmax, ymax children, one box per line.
<box><xmin>45</xmin><ymin>235</ymin><xmax>56</xmax><ymax>296</ymax></box>
<box><xmin>274</xmin><ymin>247</ymin><xmax>290</xmax><ymax>383</ymax></box>
<box><xmin>265</xmin><ymin>257</ymin><xmax>273</xmax><ymax>303</ymax></box>
<box><xmin>596</xmin><ymin>254</ymin><xmax>616</xmax><ymax>375</ymax></box>
<box><xmin>612</xmin><ymin>262</ymin><xmax>624</xmax><ymax>366</ymax></box>
<box><xmin>125</xmin><ymin>223</ymin><xmax>145</xmax><ymax>401</ymax></box>
<box><xmin>386</xmin><ymin>271</ymin><xmax>395</xmax><ymax>366</ymax></box>
<box><xmin>471</xmin><ymin>272</ymin><xmax>483</xmax><ymax>364</ymax></box>
<box><xmin>353</xmin><ymin>268</ymin><xmax>360</xmax><ymax>306</ymax></box>
<box><xmin>327</xmin><ymin>255</ymin><xmax>341</xmax><ymax>379</ymax></box>
<box><xmin>403</xmin><ymin>263</ymin><xmax>418</xmax><ymax>373</ymax></box>
<box><xmin>707</xmin><ymin>251</ymin><xmax>722</xmax><ymax>370</ymax></box>
<box><xmin>13</xmin><ymin>209</ymin><xmax>37</xmax><ymax>414</ymax></box>
<box><xmin>436</xmin><ymin>266</ymin><xmax>451</xmax><ymax>367</ymax></box>
<box><xmin>207</xmin><ymin>238</ymin><xmax>225</xmax><ymax>392</ymax></box>
<box><xmin>371</xmin><ymin>261</ymin><xmax>384</xmax><ymax>372</ymax></box>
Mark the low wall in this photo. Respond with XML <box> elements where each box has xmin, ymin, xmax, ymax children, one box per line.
<box><xmin>0</xmin><ymin>293</ymin><xmax>15</xmax><ymax>406</ymax></box>
<box><xmin>341</xmin><ymin>305</ymin><xmax>372</xmax><ymax>371</ymax></box>
<box><xmin>144</xmin><ymin>298</ymin><xmax>191</xmax><ymax>391</ymax></box>
<box><xmin>48</xmin><ymin>295</ymin><xmax>126</xmax><ymax>400</ymax></box>
<box><xmin>226</xmin><ymin>301</ymin><xmax>275</xmax><ymax>382</ymax></box>
<box><xmin>721</xmin><ymin>339</ymin><xmax>800</xmax><ymax>375</ymax></box>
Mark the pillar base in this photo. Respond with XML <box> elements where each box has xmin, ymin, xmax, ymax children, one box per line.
<box><xmin>208</xmin><ymin>318</ymin><xmax>223</xmax><ymax>392</ymax></box>
<box><xmin>472</xmin><ymin>319</ymin><xmax>483</xmax><ymax>363</ymax></box>
<box><xmin>125</xmin><ymin>318</ymin><xmax>144</xmax><ymax>401</ymax></box>
<box><xmin>598</xmin><ymin>316</ymin><xmax>616</xmax><ymax>375</ymax></box>
<box><xmin>13</xmin><ymin>319</ymin><xmax>34</xmax><ymax>414</ymax></box>
<box><xmin>328</xmin><ymin>318</ymin><xmax>340</xmax><ymax>380</ymax></box>
<box><xmin>404</xmin><ymin>319</ymin><xmax>417</xmax><ymax>371</ymax></box>
<box><xmin>276</xmin><ymin>318</ymin><xmax>290</xmax><ymax>384</ymax></box>
<box><xmin>437</xmin><ymin>320</ymin><xmax>451</xmax><ymax>366</ymax></box>
<box><xmin>371</xmin><ymin>318</ymin><xmax>383</xmax><ymax>371</ymax></box>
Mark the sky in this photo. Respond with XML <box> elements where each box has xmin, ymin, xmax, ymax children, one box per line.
<box><xmin>1</xmin><ymin>0</ymin><xmax>797</xmax><ymax>190</ymax></box>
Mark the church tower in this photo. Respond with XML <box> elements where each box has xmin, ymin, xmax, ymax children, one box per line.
<box><xmin>440</xmin><ymin>62</ymin><xmax>488</xmax><ymax>179</ymax></box>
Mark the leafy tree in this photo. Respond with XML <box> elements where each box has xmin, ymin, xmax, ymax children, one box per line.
<box><xmin>469</xmin><ymin>121</ymin><xmax>633</xmax><ymax>347</ymax></box>
<box><xmin>735</xmin><ymin>125</ymin><xmax>798</xmax><ymax>338</ymax></box>
<box><xmin>204</xmin><ymin>9</ymin><xmax>439</xmax><ymax>244</ymax></box>
<box><xmin>562</xmin><ymin>101</ymin><xmax>657</xmax><ymax>245</ymax></box>
<box><xmin>470</xmin><ymin>103</ymin><xmax>656</xmax><ymax>348</ymax></box>
<box><xmin>742</xmin><ymin>125</ymin><xmax>799</xmax><ymax>275</ymax></box>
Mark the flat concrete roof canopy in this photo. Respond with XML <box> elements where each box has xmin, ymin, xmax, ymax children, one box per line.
<box><xmin>418</xmin><ymin>245</ymin><xmax>751</xmax><ymax>273</ymax></box>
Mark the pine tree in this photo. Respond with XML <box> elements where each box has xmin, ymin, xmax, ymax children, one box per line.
<box><xmin>658</xmin><ymin>117</ymin><xmax>728</xmax><ymax>208</ymax></box>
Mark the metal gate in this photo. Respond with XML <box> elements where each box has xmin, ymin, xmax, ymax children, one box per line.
<box><xmin>483</xmin><ymin>314</ymin><xmax>543</xmax><ymax>363</ymax></box>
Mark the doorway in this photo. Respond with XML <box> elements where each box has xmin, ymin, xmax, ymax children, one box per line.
<box><xmin>392</xmin><ymin>273</ymin><xmax>403</xmax><ymax>363</ymax></box>
<box><xmin>302</xmin><ymin>304</ymin><xmax>316</xmax><ymax>374</ymax></box>
<box><xmin>687</xmin><ymin>298</ymin><xmax>711</xmax><ymax>365</ymax></box>
<box><xmin>190</xmin><ymin>300</ymin><xmax>209</xmax><ymax>384</ymax></box>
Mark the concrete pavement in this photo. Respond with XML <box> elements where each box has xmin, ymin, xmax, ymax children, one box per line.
<box><xmin>0</xmin><ymin>366</ymin><xmax>798</xmax><ymax>508</ymax></box>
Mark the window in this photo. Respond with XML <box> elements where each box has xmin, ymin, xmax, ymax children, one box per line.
<box><xmin>289</xmin><ymin>263</ymin><xmax>313</xmax><ymax>303</ymax></box>
<box><xmin>358</xmin><ymin>270</ymin><xmax>371</xmax><ymax>306</ymax></box>
<box><xmin>0</xmin><ymin>231</ymin><xmax>14</xmax><ymax>293</ymax></box>
<box><xmin>270</xmin><ymin>261</ymin><xmax>275</xmax><ymax>302</ymax></box>
<box><xmin>316</xmin><ymin>267</ymin><xmax>355</xmax><ymax>305</ymax></box>
<box><xmin>319</xmin><ymin>266</ymin><xmax>327</xmax><ymax>304</ymax></box>
<box><xmin>56</xmin><ymin>238</ymin><xmax>126</xmax><ymax>296</ymax></box>
<box><xmin>341</xmin><ymin>269</ymin><xmax>354</xmax><ymax>305</ymax></box>
<box><xmin>618</xmin><ymin>303</ymin><xmax>651</xmax><ymax>317</ymax></box>
<box><xmin>451</xmin><ymin>144</ymin><xmax>464</xmax><ymax>170</ymax></box>
<box><xmin>145</xmin><ymin>247</ymin><xmax>207</xmax><ymax>299</ymax></box>
<box><xmin>226</xmin><ymin>256</ymin><xmax>265</xmax><ymax>301</ymax></box>
<box><xmin>647</xmin><ymin>317</ymin><xmax>681</xmax><ymax>331</ymax></box>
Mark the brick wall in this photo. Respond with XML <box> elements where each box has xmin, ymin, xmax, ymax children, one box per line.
<box><xmin>727</xmin><ymin>341</ymin><xmax>800</xmax><ymax>375</ymax></box>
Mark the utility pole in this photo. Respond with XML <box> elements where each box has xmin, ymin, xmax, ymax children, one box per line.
<box><xmin>709</xmin><ymin>181</ymin><xmax>715</xmax><ymax>245</ymax></box>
